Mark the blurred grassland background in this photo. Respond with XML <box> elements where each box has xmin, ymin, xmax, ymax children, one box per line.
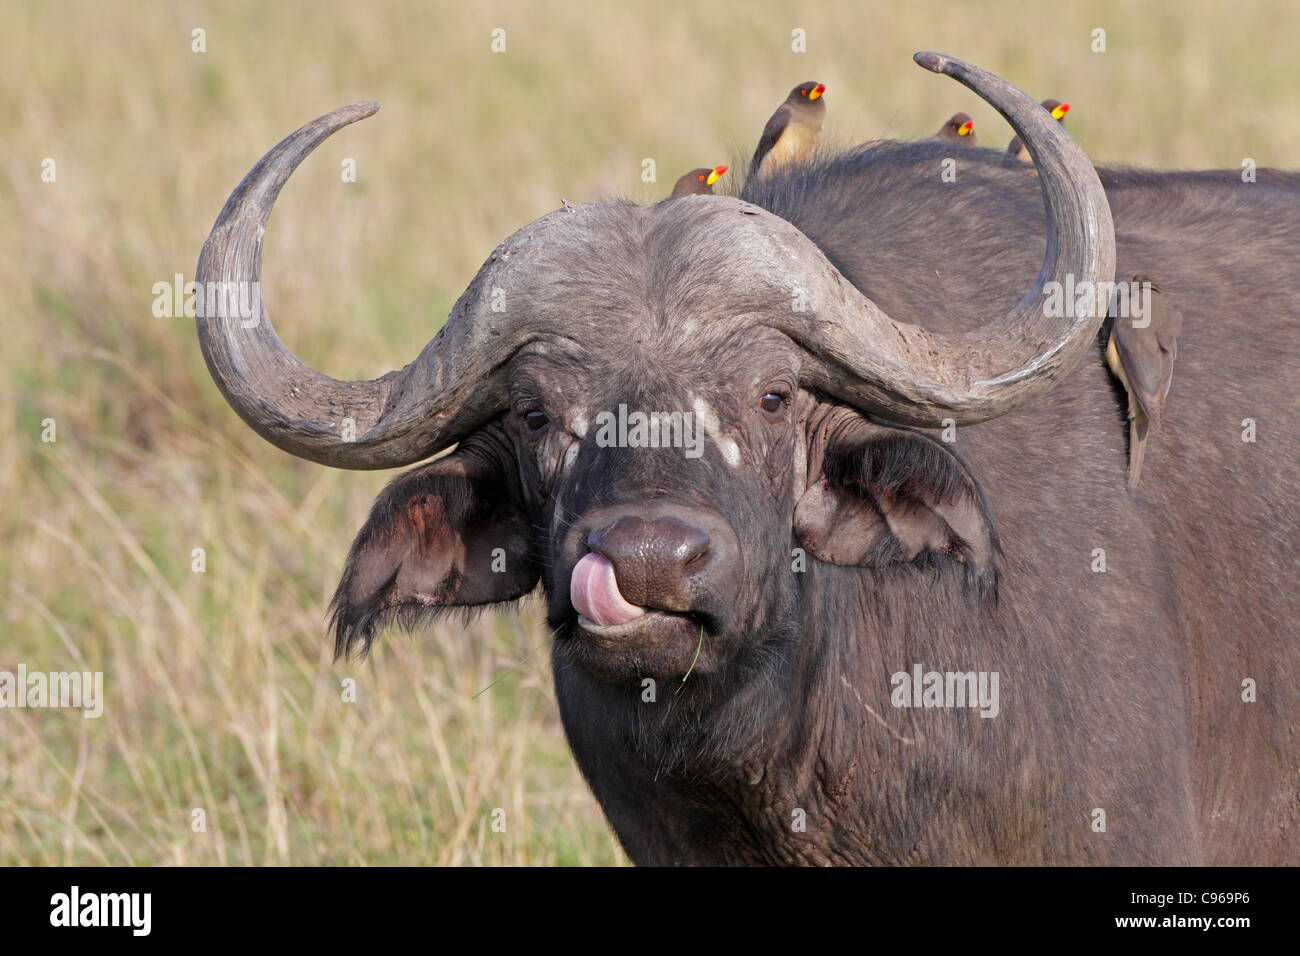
<box><xmin>1</xmin><ymin>0</ymin><xmax>1296</xmax><ymax>865</ymax></box>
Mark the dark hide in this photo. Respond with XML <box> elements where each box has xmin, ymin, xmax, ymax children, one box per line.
<box><xmin>334</xmin><ymin>141</ymin><xmax>1300</xmax><ymax>865</ymax></box>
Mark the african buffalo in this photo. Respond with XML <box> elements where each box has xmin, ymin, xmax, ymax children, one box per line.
<box><xmin>196</xmin><ymin>53</ymin><xmax>1299</xmax><ymax>865</ymax></box>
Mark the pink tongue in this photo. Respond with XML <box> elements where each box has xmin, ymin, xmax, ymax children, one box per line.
<box><xmin>570</xmin><ymin>553</ymin><xmax>645</xmax><ymax>627</ymax></box>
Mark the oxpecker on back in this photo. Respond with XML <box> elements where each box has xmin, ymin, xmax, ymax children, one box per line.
<box><xmin>1105</xmin><ymin>274</ymin><xmax>1182</xmax><ymax>488</ymax></box>
<box><xmin>749</xmin><ymin>81</ymin><xmax>826</xmax><ymax>178</ymax></box>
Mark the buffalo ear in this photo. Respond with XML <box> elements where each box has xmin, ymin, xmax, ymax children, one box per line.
<box><xmin>793</xmin><ymin>410</ymin><xmax>997</xmax><ymax>587</ymax></box>
<box><xmin>331</xmin><ymin>425</ymin><xmax>539</xmax><ymax>658</ymax></box>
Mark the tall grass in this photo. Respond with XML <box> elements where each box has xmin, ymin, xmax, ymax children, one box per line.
<box><xmin>1</xmin><ymin>0</ymin><xmax>1295</xmax><ymax>865</ymax></box>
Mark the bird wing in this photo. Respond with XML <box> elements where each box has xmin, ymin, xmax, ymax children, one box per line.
<box><xmin>1113</xmin><ymin>285</ymin><xmax>1181</xmax><ymax>426</ymax></box>
<box><xmin>750</xmin><ymin>104</ymin><xmax>793</xmax><ymax>175</ymax></box>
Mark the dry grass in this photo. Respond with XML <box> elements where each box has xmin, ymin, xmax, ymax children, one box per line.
<box><xmin>1</xmin><ymin>0</ymin><xmax>1295</xmax><ymax>865</ymax></box>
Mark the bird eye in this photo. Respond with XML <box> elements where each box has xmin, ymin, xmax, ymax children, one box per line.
<box><xmin>800</xmin><ymin>89</ymin><xmax>808</xmax><ymax>96</ymax></box>
<box><xmin>523</xmin><ymin>409</ymin><xmax>550</xmax><ymax>431</ymax></box>
<box><xmin>758</xmin><ymin>392</ymin><xmax>786</xmax><ymax>415</ymax></box>
<box><xmin>698</xmin><ymin>174</ymin><xmax>706</xmax><ymax>181</ymax></box>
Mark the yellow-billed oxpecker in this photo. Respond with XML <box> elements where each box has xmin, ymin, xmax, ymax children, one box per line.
<box><xmin>1105</xmin><ymin>275</ymin><xmax>1182</xmax><ymax>488</ymax></box>
<box><xmin>932</xmin><ymin>112</ymin><xmax>977</xmax><ymax>146</ymax></box>
<box><xmin>669</xmin><ymin>164</ymin><xmax>728</xmax><ymax>198</ymax></box>
<box><xmin>749</xmin><ymin>81</ymin><xmax>827</xmax><ymax>178</ymax></box>
<box><xmin>1006</xmin><ymin>99</ymin><xmax>1069</xmax><ymax>164</ymax></box>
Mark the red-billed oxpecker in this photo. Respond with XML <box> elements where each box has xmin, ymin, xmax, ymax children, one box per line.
<box><xmin>1006</xmin><ymin>99</ymin><xmax>1069</xmax><ymax>165</ymax></box>
<box><xmin>1105</xmin><ymin>275</ymin><xmax>1182</xmax><ymax>488</ymax></box>
<box><xmin>669</xmin><ymin>165</ymin><xmax>728</xmax><ymax>198</ymax></box>
<box><xmin>749</xmin><ymin>81</ymin><xmax>826</xmax><ymax>179</ymax></box>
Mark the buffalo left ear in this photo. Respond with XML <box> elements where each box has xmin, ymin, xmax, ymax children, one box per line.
<box><xmin>794</xmin><ymin>409</ymin><xmax>997</xmax><ymax>583</ymax></box>
<box><xmin>331</xmin><ymin>423</ymin><xmax>539</xmax><ymax>658</ymax></box>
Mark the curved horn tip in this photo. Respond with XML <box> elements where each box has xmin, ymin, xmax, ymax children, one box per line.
<box><xmin>338</xmin><ymin>100</ymin><xmax>380</xmax><ymax>121</ymax></box>
<box><xmin>912</xmin><ymin>51</ymin><xmax>951</xmax><ymax>74</ymax></box>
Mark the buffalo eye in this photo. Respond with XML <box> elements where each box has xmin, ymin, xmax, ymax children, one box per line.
<box><xmin>758</xmin><ymin>392</ymin><xmax>787</xmax><ymax>416</ymax></box>
<box><xmin>523</xmin><ymin>409</ymin><xmax>550</xmax><ymax>431</ymax></box>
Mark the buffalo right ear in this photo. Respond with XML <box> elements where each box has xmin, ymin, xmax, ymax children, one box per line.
<box><xmin>330</xmin><ymin>424</ymin><xmax>539</xmax><ymax>658</ymax></box>
<box><xmin>793</xmin><ymin>407</ymin><xmax>997</xmax><ymax>590</ymax></box>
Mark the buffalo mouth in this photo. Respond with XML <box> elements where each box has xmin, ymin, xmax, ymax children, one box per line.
<box><xmin>562</xmin><ymin>551</ymin><xmax>716</xmax><ymax>679</ymax></box>
<box><xmin>561</xmin><ymin>610</ymin><xmax>713</xmax><ymax>684</ymax></box>
<box><xmin>569</xmin><ymin>551</ymin><xmax>710</xmax><ymax>638</ymax></box>
<box><xmin>575</xmin><ymin>608</ymin><xmax>707</xmax><ymax>643</ymax></box>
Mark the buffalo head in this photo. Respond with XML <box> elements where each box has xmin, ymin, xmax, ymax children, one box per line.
<box><xmin>195</xmin><ymin>53</ymin><xmax>1113</xmax><ymax>692</ymax></box>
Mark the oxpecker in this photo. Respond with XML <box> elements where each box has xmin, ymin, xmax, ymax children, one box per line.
<box><xmin>669</xmin><ymin>164</ymin><xmax>728</xmax><ymax>198</ymax></box>
<box><xmin>1105</xmin><ymin>274</ymin><xmax>1182</xmax><ymax>488</ymax></box>
<box><xmin>932</xmin><ymin>112</ymin><xmax>977</xmax><ymax>146</ymax></box>
<box><xmin>1006</xmin><ymin>99</ymin><xmax>1069</xmax><ymax>165</ymax></box>
<box><xmin>749</xmin><ymin>81</ymin><xmax>827</xmax><ymax>178</ymax></box>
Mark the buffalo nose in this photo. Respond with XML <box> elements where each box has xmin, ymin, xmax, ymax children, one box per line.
<box><xmin>585</xmin><ymin>515</ymin><xmax>711</xmax><ymax>612</ymax></box>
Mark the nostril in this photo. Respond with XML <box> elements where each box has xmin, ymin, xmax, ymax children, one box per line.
<box><xmin>683</xmin><ymin>548</ymin><xmax>710</xmax><ymax>571</ymax></box>
<box><xmin>679</xmin><ymin>532</ymin><xmax>711</xmax><ymax>571</ymax></box>
<box><xmin>656</xmin><ymin>522</ymin><xmax>710</xmax><ymax>575</ymax></box>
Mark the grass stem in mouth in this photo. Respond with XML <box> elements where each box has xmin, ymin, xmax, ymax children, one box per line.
<box><xmin>677</xmin><ymin>626</ymin><xmax>705</xmax><ymax>693</ymax></box>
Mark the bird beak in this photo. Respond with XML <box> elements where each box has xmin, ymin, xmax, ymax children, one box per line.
<box><xmin>706</xmin><ymin>165</ymin><xmax>728</xmax><ymax>186</ymax></box>
<box><xmin>958</xmin><ymin>120</ymin><xmax>974</xmax><ymax>136</ymax></box>
<box><xmin>809</xmin><ymin>84</ymin><xmax>826</xmax><ymax>101</ymax></box>
<box><xmin>1051</xmin><ymin>103</ymin><xmax>1070</xmax><ymax>120</ymax></box>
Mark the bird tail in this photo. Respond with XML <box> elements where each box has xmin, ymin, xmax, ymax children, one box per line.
<box><xmin>1127</xmin><ymin>419</ymin><xmax>1148</xmax><ymax>490</ymax></box>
